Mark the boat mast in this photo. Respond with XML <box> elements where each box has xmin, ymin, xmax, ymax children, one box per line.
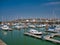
<box><xmin>1</xmin><ymin>16</ymin><xmax>4</xmax><ymax>25</ymax></box>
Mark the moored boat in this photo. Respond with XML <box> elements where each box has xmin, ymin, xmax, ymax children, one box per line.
<box><xmin>0</xmin><ymin>25</ymin><xmax>12</xmax><ymax>31</ymax></box>
<box><xmin>29</xmin><ymin>29</ymin><xmax>42</xmax><ymax>35</ymax></box>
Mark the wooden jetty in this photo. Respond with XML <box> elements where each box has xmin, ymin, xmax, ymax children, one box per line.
<box><xmin>0</xmin><ymin>39</ymin><xmax>7</xmax><ymax>45</ymax></box>
<box><xmin>24</xmin><ymin>32</ymin><xmax>60</xmax><ymax>44</ymax></box>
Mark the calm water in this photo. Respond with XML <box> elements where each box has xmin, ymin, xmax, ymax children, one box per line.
<box><xmin>0</xmin><ymin>28</ymin><xmax>60</xmax><ymax>45</ymax></box>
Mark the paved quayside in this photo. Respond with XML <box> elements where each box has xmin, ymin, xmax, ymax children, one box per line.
<box><xmin>0</xmin><ymin>39</ymin><xmax>7</xmax><ymax>45</ymax></box>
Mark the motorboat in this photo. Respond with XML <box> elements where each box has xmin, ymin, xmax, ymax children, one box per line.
<box><xmin>15</xmin><ymin>25</ymin><xmax>23</xmax><ymax>29</ymax></box>
<box><xmin>0</xmin><ymin>25</ymin><xmax>12</xmax><ymax>30</ymax></box>
<box><xmin>36</xmin><ymin>24</ymin><xmax>47</xmax><ymax>28</ymax></box>
<box><xmin>46</xmin><ymin>25</ymin><xmax>57</xmax><ymax>33</ymax></box>
<box><xmin>28</xmin><ymin>25</ymin><xmax>36</xmax><ymax>28</ymax></box>
<box><xmin>14</xmin><ymin>25</ymin><xmax>27</xmax><ymax>29</ymax></box>
<box><xmin>29</xmin><ymin>29</ymin><xmax>42</xmax><ymax>35</ymax></box>
<box><xmin>36</xmin><ymin>25</ymin><xmax>43</xmax><ymax>28</ymax></box>
<box><xmin>55</xmin><ymin>25</ymin><xmax>60</xmax><ymax>32</ymax></box>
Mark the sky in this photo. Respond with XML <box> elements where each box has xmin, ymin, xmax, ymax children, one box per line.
<box><xmin>0</xmin><ymin>0</ymin><xmax>60</xmax><ymax>21</ymax></box>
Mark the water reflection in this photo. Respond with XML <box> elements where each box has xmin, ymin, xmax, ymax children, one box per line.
<box><xmin>2</xmin><ymin>31</ymin><xmax>7</xmax><ymax>35</ymax></box>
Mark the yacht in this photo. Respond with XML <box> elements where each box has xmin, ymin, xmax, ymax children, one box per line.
<box><xmin>55</xmin><ymin>25</ymin><xmax>60</xmax><ymax>32</ymax></box>
<box><xmin>29</xmin><ymin>29</ymin><xmax>42</xmax><ymax>35</ymax></box>
<box><xmin>15</xmin><ymin>25</ymin><xmax>23</xmax><ymax>29</ymax></box>
<box><xmin>14</xmin><ymin>25</ymin><xmax>27</xmax><ymax>29</ymax></box>
<box><xmin>45</xmin><ymin>25</ymin><xmax>55</xmax><ymax>32</ymax></box>
<box><xmin>28</xmin><ymin>25</ymin><xmax>36</xmax><ymax>28</ymax></box>
<box><xmin>36</xmin><ymin>24</ymin><xmax>47</xmax><ymax>28</ymax></box>
<box><xmin>0</xmin><ymin>25</ymin><xmax>12</xmax><ymax>30</ymax></box>
<box><xmin>36</xmin><ymin>25</ymin><xmax>42</xmax><ymax>28</ymax></box>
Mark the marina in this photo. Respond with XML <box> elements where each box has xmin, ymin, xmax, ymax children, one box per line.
<box><xmin>0</xmin><ymin>18</ymin><xmax>60</xmax><ymax>45</ymax></box>
<box><xmin>0</xmin><ymin>19</ymin><xmax>60</xmax><ymax>45</ymax></box>
<box><xmin>0</xmin><ymin>0</ymin><xmax>60</xmax><ymax>45</ymax></box>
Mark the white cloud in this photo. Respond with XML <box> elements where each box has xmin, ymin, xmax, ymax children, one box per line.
<box><xmin>43</xmin><ymin>2</ymin><xmax>60</xmax><ymax>6</ymax></box>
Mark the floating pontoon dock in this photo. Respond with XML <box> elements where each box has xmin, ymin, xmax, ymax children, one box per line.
<box><xmin>24</xmin><ymin>32</ymin><xmax>42</xmax><ymax>38</ymax></box>
<box><xmin>49</xmin><ymin>33</ymin><xmax>60</xmax><ymax>38</ymax></box>
<box><xmin>45</xmin><ymin>37</ymin><xmax>60</xmax><ymax>43</ymax></box>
